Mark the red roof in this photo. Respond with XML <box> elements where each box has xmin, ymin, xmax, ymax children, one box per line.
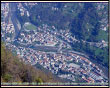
<box><xmin>80</xmin><ymin>56</ymin><xmax>86</xmax><ymax>60</ymax></box>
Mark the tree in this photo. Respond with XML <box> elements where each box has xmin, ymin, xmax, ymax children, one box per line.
<box><xmin>3</xmin><ymin>74</ymin><xmax>12</xmax><ymax>82</ymax></box>
<box><xmin>35</xmin><ymin>77</ymin><xmax>43</xmax><ymax>84</ymax></box>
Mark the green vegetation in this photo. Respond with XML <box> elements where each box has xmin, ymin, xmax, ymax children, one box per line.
<box><xmin>69</xmin><ymin>3</ymin><xmax>108</xmax><ymax>68</ymax></box>
<box><xmin>70</xmin><ymin>3</ymin><xmax>100</xmax><ymax>41</ymax></box>
<box><xmin>3</xmin><ymin>74</ymin><xmax>12</xmax><ymax>82</ymax></box>
<box><xmin>35</xmin><ymin>77</ymin><xmax>43</xmax><ymax>83</ymax></box>
<box><xmin>71</xmin><ymin>41</ymin><xmax>108</xmax><ymax>67</ymax></box>
<box><xmin>97</xmin><ymin>30</ymin><xmax>108</xmax><ymax>41</ymax></box>
<box><xmin>17</xmin><ymin>3</ymin><xmax>84</xmax><ymax>30</ymax></box>
<box><xmin>24</xmin><ymin>23</ymin><xmax>37</xmax><ymax>30</ymax></box>
<box><xmin>70</xmin><ymin>3</ymin><xmax>108</xmax><ymax>42</ymax></box>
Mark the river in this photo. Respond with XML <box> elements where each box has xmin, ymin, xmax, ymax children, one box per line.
<box><xmin>9</xmin><ymin>3</ymin><xmax>20</xmax><ymax>40</ymax></box>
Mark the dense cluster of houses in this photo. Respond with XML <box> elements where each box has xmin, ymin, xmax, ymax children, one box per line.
<box><xmin>1</xmin><ymin>3</ymin><xmax>15</xmax><ymax>42</ymax></box>
<box><xmin>1</xmin><ymin>3</ymin><xmax>108</xmax><ymax>84</ymax></box>
<box><xmin>1</xmin><ymin>3</ymin><xmax>9</xmax><ymax>17</ymax></box>
<box><xmin>7</xmin><ymin>41</ymin><xmax>108</xmax><ymax>83</ymax></box>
